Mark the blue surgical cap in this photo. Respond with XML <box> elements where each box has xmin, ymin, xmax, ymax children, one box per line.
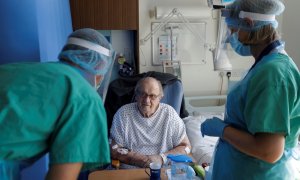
<box><xmin>224</xmin><ymin>0</ymin><xmax>285</xmax><ymax>31</ymax></box>
<box><xmin>59</xmin><ymin>28</ymin><xmax>115</xmax><ymax>75</ymax></box>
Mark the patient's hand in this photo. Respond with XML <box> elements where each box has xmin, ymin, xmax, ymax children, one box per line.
<box><xmin>148</xmin><ymin>155</ymin><xmax>163</xmax><ymax>166</ymax></box>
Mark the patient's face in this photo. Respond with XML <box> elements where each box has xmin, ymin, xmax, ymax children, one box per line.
<box><xmin>136</xmin><ymin>79</ymin><xmax>161</xmax><ymax>118</ymax></box>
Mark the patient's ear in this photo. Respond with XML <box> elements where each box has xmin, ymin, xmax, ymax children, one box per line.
<box><xmin>160</xmin><ymin>95</ymin><xmax>164</xmax><ymax>101</ymax></box>
<box><xmin>133</xmin><ymin>95</ymin><xmax>138</xmax><ymax>102</ymax></box>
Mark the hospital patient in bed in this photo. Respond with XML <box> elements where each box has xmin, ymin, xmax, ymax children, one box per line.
<box><xmin>109</xmin><ymin>77</ymin><xmax>192</xmax><ymax>168</ymax></box>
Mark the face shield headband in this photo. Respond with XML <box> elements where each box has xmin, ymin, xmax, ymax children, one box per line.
<box><xmin>60</xmin><ymin>37</ymin><xmax>115</xmax><ymax>75</ymax></box>
<box><xmin>223</xmin><ymin>9</ymin><xmax>278</xmax><ymax>31</ymax></box>
<box><xmin>67</xmin><ymin>37</ymin><xmax>111</xmax><ymax>57</ymax></box>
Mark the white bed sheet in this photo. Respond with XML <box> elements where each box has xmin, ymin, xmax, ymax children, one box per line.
<box><xmin>183</xmin><ymin>113</ymin><xmax>224</xmax><ymax>165</ymax></box>
<box><xmin>183</xmin><ymin>95</ymin><xmax>226</xmax><ymax>165</ymax></box>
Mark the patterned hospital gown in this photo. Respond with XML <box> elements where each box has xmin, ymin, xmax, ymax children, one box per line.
<box><xmin>110</xmin><ymin>103</ymin><xmax>186</xmax><ymax>156</ymax></box>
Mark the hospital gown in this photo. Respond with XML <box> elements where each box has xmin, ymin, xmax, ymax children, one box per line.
<box><xmin>110</xmin><ymin>103</ymin><xmax>186</xmax><ymax>167</ymax></box>
<box><xmin>0</xmin><ymin>62</ymin><xmax>110</xmax><ymax>170</ymax></box>
<box><xmin>211</xmin><ymin>53</ymin><xmax>300</xmax><ymax>179</ymax></box>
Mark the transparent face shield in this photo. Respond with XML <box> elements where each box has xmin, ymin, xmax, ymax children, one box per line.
<box><xmin>64</xmin><ymin>37</ymin><xmax>116</xmax><ymax>102</ymax></box>
<box><xmin>97</xmin><ymin>51</ymin><xmax>116</xmax><ymax>102</ymax></box>
<box><xmin>213</xmin><ymin>10</ymin><xmax>232</xmax><ymax>71</ymax></box>
<box><xmin>213</xmin><ymin>8</ymin><xmax>279</xmax><ymax>71</ymax></box>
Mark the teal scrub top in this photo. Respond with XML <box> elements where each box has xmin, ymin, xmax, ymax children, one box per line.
<box><xmin>212</xmin><ymin>53</ymin><xmax>300</xmax><ymax>179</ymax></box>
<box><xmin>0</xmin><ymin>62</ymin><xmax>110</xmax><ymax>170</ymax></box>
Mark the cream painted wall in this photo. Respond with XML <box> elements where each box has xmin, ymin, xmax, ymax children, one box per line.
<box><xmin>139</xmin><ymin>0</ymin><xmax>290</xmax><ymax>97</ymax></box>
<box><xmin>281</xmin><ymin>0</ymin><xmax>300</xmax><ymax>69</ymax></box>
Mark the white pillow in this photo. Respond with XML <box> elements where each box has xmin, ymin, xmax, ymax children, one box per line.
<box><xmin>183</xmin><ymin>113</ymin><xmax>224</xmax><ymax>165</ymax></box>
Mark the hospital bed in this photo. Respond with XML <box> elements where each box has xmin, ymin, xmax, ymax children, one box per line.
<box><xmin>183</xmin><ymin>95</ymin><xmax>300</xmax><ymax>176</ymax></box>
<box><xmin>183</xmin><ymin>95</ymin><xmax>226</xmax><ymax>165</ymax></box>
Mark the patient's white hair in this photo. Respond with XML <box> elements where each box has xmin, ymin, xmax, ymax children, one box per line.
<box><xmin>134</xmin><ymin>77</ymin><xmax>164</xmax><ymax>97</ymax></box>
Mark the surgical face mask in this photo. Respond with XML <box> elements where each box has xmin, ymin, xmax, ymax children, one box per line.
<box><xmin>95</xmin><ymin>75</ymin><xmax>103</xmax><ymax>90</ymax></box>
<box><xmin>228</xmin><ymin>32</ymin><xmax>252</xmax><ymax>56</ymax></box>
<box><xmin>87</xmin><ymin>75</ymin><xmax>103</xmax><ymax>90</ymax></box>
<box><xmin>96</xmin><ymin>82</ymin><xmax>101</xmax><ymax>90</ymax></box>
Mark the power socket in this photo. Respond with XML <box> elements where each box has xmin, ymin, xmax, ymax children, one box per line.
<box><xmin>226</xmin><ymin>72</ymin><xmax>231</xmax><ymax>79</ymax></box>
<box><xmin>219</xmin><ymin>71</ymin><xmax>225</xmax><ymax>77</ymax></box>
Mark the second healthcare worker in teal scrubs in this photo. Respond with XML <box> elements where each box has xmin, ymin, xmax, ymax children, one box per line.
<box><xmin>201</xmin><ymin>0</ymin><xmax>300</xmax><ymax>179</ymax></box>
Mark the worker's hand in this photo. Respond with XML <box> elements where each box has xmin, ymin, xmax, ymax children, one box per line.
<box><xmin>201</xmin><ymin>117</ymin><xmax>228</xmax><ymax>138</ymax></box>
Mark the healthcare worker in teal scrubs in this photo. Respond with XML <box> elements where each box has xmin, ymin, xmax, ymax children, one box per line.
<box><xmin>0</xmin><ymin>28</ymin><xmax>116</xmax><ymax>180</ymax></box>
<box><xmin>201</xmin><ymin>0</ymin><xmax>300</xmax><ymax>179</ymax></box>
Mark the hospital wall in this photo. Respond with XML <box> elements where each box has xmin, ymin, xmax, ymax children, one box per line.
<box><xmin>138</xmin><ymin>0</ymin><xmax>299</xmax><ymax>97</ymax></box>
<box><xmin>109</xmin><ymin>30</ymin><xmax>136</xmax><ymax>82</ymax></box>
<box><xmin>281</xmin><ymin>0</ymin><xmax>300</xmax><ymax>69</ymax></box>
<box><xmin>0</xmin><ymin>0</ymin><xmax>40</xmax><ymax>63</ymax></box>
<box><xmin>0</xmin><ymin>0</ymin><xmax>72</xmax><ymax>64</ymax></box>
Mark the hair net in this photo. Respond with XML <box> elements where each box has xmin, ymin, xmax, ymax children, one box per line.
<box><xmin>58</xmin><ymin>28</ymin><xmax>115</xmax><ymax>75</ymax></box>
<box><xmin>224</xmin><ymin>0</ymin><xmax>285</xmax><ymax>31</ymax></box>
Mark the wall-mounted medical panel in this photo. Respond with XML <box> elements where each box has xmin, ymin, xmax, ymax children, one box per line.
<box><xmin>151</xmin><ymin>22</ymin><xmax>206</xmax><ymax>66</ymax></box>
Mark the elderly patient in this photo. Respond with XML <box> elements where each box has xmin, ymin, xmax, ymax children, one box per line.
<box><xmin>110</xmin><ymin>77</ymin><xmax>191</xmax><ymax>168</ymax></box>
